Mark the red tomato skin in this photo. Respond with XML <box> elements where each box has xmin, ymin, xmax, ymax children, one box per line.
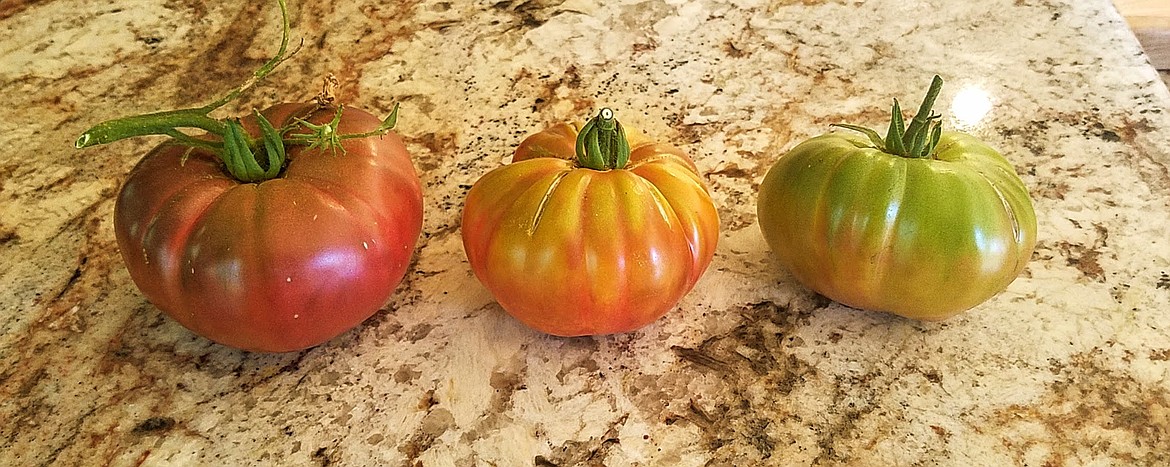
<box><xmin>462</xmin><ymin>123</ymin><xmax>719</xmax><ymax>337</ymax></box>
<box><xmin>115</xmin><ymin>104</ymin><xmax>423</xmax><ymax>352</ymax></box>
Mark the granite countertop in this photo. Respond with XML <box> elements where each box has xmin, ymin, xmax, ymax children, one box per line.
<box><xmin>2</xmin><ymin>0</ymin><xmax>1169</xmax><ymax>465</ymax></box>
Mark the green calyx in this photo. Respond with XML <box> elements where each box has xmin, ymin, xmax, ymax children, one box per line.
<box><xmin>833</xmin><ymin>75</ymin><xmax>945</xmax><ymax>159</ymax></box>
<box><xmin>73</xmin><ymin>0</ymin><xmax>400</xmax><ymax>183</ymax></box>
<box><xmin>575</xmin><ymin>108</ymin><xmax>631</xmax><ymax>170</ymax></box>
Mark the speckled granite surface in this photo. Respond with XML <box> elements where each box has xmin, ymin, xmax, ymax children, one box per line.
<box><xmin>2</xmin><ymin>0</ymin><xmax>1169</xmax><ymax>465</ymax></box>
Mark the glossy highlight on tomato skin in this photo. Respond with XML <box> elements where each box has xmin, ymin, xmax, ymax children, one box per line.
<box><xmin>115</xmin><ymin>104</ymin><xmax>423</xmax><ymax>352</ymax></box>
<box><xmin>757</xmin><ymin>131</ymin><xmax>1036</xmax><ymax>321</ymax></box>
<box><xmin>461</xmin><ymin>122</ymin><xmax>719</xmax><ymax>337</ymax></box>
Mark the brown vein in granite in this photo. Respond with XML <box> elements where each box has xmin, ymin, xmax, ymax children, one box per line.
<box><xmin>518</xmin><ymin>65</ymin><xmax>591</xmax><ymax>116</ymax></box>
<box><xmin>494</xmin><ymin>0</ymin><xmax>577</xmax><ymax>33</ymax></box>
<box><xmin>0</xmin><ymin>162</ymin><xmax>18</xmax><ymax>248</ymax></box>
<box><xmin>631</xmin><ymin>299</ymin><xmax>825</xmax><ymax>462</ymax></box>
<box><xmin>1118</xmin><ymin>115</ymin><xmax>1170</xmax><ymax>193</ymax></box>
<box><xmin>411</xmin><ymin>131</ymin><xmax>459</xmax><ymax>173</ymax></box>
<box><xmin>1</xmin><ymin>221</ymin><xmax>103</xmax><ymax>413</ymax></box>
<box><xmin>536</xmin><ymin>414</ymin><xmax>627</xmax><ymax>467</ymax></box>
<box><xmin>175</xmin><ymin>3</ymin><xmax>268</xmax><ymax>105</ymax></box>
<box><xmin>0</xmin><ymin>224</ymin><xmax>15</xmax><ymax>246</ymax></box>
<box><xmin>996</xmin><ymin>108</ymin><xmax>1166</xmax><ymax>286</ymax></box>
<box><xmin>505</xmin><ymin>67</ymin><xmax>597</xmax><ymax>141</ymax></box>
<box><xmin>0</xmin><ymin>0</ymin><xmax>51</xmax><ymax>21</ymax></box>
<box><xmin>399</xmin><ymin>405</ymin><xmax>454</xmax><ymax>462</ymax></box>
<box><xmin>331</xmin><ymin>3</ymin><xmax>404</xmax><ymax>101</ymax></box>
<box><xmin>398</xmin><ymin>334</ymin><xmax>532</xmax><ymax>462</ymax></box>
<box><xmin>990</xmin><ymin>346</ymin><xmax>1170</xmax><ymax>465</ymax></box>
<box><xmin>1054</xmin><ymin>223</ymin><xmax>1110</xmax><ymax>282</ymax></box>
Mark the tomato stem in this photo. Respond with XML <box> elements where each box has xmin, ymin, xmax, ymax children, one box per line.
<box><xmin>896</xmin><ymin>75</ymin><xmax>944</xmax><ymax>158</ymax></box>
<box><xmin>75</xmin><ymin>0</ymin><xmax>293</xmax><ymax>149</ymax></box>
<box><xmin>73</xmin><ymin>0</ymin><xmax>296</xmax><ymax>183</ymax></box>
<box><xmin>575</xmin><ymin>108</ymin><xmax>630</xmax><ymax>170</ymax></box>
<box><xmin>72</xmin><ymin>0</ymin><xmax>402</xmax><ymax>183</ymax></box>
<box><xmin>832</xmin><ymin>75</ymin><xmax>945</xmax><ymax>159</ymax></box>
<box><xmin>283</xmin><ymin>103</ymin><xmax>401</xmax><ymax>157</ymax></box>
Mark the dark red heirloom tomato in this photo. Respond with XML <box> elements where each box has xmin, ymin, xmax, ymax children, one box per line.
<box><xmin>89</xmin><ymin>104</ymin><xmax>423</xmax><ymax>352</ymax></box>
<box><xmin>76</xmin><ymin>1</ymin><xmax>423</xmax><ymax>352</ymax></box>
<box><xmin>461</xmin><ymin>109</ymin><xmax>719</xmax><ymax>336</ymax></box>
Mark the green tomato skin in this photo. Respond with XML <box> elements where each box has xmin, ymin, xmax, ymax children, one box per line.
<box><xmin>757</xmin><ymin>131</ymin><xmax>1037</xmax><ymax>320</ymax></box>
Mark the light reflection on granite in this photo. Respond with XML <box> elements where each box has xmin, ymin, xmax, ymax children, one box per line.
<box><xmin>2</xmin><ymin>0</ymin><xmax>1169</xmax><ymax>465</ymax></box>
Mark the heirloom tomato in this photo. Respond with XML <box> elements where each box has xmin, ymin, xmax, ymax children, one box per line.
<box><xmin>75</xmin><ymin>6</ymin><xmax>423</xmax><ymax>352</ymax></box>
<box><xmin>461</xmin><ymin>109</ymin><xmax>719</xmax><ymax>336</ymax></box>
<box><xmin>757</xmin><ymin>76</ymin><xmax>1036</xmax><ymax>320</ymax></box>
<box><xmin>110</xmin><ymin>104</ymin><xmax>422</xmax><ymax>352</ymax></box>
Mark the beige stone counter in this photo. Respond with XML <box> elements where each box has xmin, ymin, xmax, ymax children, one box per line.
<box><xmin>2</xmin><ymin>0</ymin><xmax>1169</xmax><ymax>465</ymax></box>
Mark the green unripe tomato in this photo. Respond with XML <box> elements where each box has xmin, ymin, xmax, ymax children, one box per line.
<box><xmin>757</xmin><ymin>77</ymin><xmax>1037</xmax><ymax>320</ymax></box>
